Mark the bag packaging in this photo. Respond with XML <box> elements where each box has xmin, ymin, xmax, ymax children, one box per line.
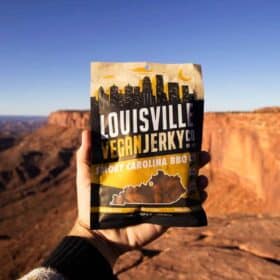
<box><xmin>90</xmin><ymin>62</ymin><xmax>206</xmax><ymax>228</ymax></box>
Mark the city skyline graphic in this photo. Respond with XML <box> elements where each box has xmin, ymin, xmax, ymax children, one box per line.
<box><xmin>91</xmin><ymin>74</ymin><xmax>197</xmax><ymax>112</ymax></box>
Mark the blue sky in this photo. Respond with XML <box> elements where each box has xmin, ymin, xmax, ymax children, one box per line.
<box><xmin>0</xmin><ymin>0</ymin><xmax>279</xmax><ymax>115</ymax></box>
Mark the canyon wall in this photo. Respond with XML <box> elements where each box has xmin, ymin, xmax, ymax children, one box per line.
<box><xmin>203</xmin><ymin>112</ymin><xmax>280</xmax><ymax>214</ymax></box>
<box><xmin>48</xmin><ymin>110</ymin><xmax>89</xmax><ymax>129</ymax></box>
<box><xmin>47</xmin><ymin>110</ymin><xmax>280</xmax><ymax>213</ymax></box>
<box><xmin>1</xmin><ymin>109</ymin><xmax>279</xmax><ymax>279</ymax></box>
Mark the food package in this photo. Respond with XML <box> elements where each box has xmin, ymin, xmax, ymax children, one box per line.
<box><xmin>90</xmin><ymin>62</ymin><xmax>206</xmax><ymax>228</ymax></box>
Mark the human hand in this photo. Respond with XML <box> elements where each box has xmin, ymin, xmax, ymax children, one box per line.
<box><xmin>69</xmin><ymin>130</ymin><xmax>210</xmax><ymax>266</ymax></box>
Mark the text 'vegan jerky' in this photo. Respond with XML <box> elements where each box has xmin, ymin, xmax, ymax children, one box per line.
<box><xmin>90</xmin><ymin>62</ymin><xmax>206</xmax><ymax>229</ymax></box>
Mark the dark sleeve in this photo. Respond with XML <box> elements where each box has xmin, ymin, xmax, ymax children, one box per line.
<box><xmin>43</xmin><ymin>236</ymin><xmax>117</xmax><ymax>280</ymax></box>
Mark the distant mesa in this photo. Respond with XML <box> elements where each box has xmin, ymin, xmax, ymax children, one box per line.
<box><xmin>47</xmin><ymin>110</ymin><xmax>89</xmax><ymax>128</ymax></box>
<box><xmin>0</xmin><ymin>115</ymin><xmax>46</xmax><ymax>138</ymax></box>
<box><xmin>253</xmin><ymin>106</ymin><xmax>280</xmax><ymax>113</ymax></box>
<box><xmin>46</xmin><ymin>105</ymin><xmax>280</xmax><ymax>130</ymax></box>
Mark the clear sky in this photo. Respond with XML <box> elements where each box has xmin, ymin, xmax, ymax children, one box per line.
<box><xmin>0</xmin><ymin>0</ymin><xmax>279</xmax><ymax>115</ymax></box>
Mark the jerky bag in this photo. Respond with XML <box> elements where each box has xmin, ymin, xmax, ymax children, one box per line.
<box><xmin>90</xmin><ymin>62</ymin><xmax>206</xmax><ymax>228</ymax></box>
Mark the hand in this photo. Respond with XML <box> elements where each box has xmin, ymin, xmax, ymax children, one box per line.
<box><xmin>69</xmin><ymin>130</ymin><xmax>210</xmax><ymax>266</ymax></box>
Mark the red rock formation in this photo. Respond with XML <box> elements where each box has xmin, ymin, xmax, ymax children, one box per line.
<box><xmin>115</xmin><ymin>216</ymin><xmax>280</xmax><ymax>280</ymax></box>
<box><xmin>46</xmin><ymin>110</ymin><xmax>280</xmax><ymax>214</ymax></box>
<box><xmin>48</xmin><ymin>110</ymin><xmax>89</xmax><ymax>129</ymax></box>
<box><xmin>1</xmin><ymin>109</ymin><xmax>280</xmax><ymax>279</ymax></box>
<box><xmin>253</xmin><ymin>106</ymin><xmax>280</xmax><ymax>113</ymax></box>
<box><xmin>202</xmin><ymin>112</ymin><xmax>280</xmax><ymax>214</ymax></box>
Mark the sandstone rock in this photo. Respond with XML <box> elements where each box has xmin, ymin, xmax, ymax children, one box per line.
<box><xmin>118</xmin><ymin>216</ymin><xmax>280</xmax><ymax>280</ymax></box>
<box><xmin>253</xmin><ymin>106</ymin><xmax>280</xmax><ymax>113</ymax></box>
<box><xmin>47</xmin><ymin>110</ymin><xmax>280</xmax><ymax>214</ymax></box>
<box><xmin>48</xmin><ymin>110</ymin><xmax>89</xmax><ymax>128</ymax></box>
<box><xmin>114</xmin><ymin>250</ymin><xmax>144</xmax><ymax>275</ymax></box>
<box><xmin>0</xmin><ymin>116</ymin><xmax>46</xmax><ymax>137</ymax></box>
<box><xmin>0</xmin><ymin>110</ymin><xmax>280</xmax><ymax>279</ymax></box>
<box><xmin>202</xmin><ymin>112</ymin><xmax>280</xmax><ymax>214</ymax></box>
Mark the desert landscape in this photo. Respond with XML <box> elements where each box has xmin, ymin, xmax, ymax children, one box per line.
<box><xmin>0</xmin><ymin>109</ymin><xmax>279</xmax><ymax>279</ymax></box>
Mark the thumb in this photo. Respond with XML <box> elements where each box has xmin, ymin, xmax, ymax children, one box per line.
<box><xmin>76</xmin><ymin>130</ymin><xmax>91</xmax><ymax>188</ymax></box>
<box><xmin>77</xmin><ymin>130</ymin><xmax>91</xmax><ymax>164</ymax></box>
<box><xmin>76</xmin><ymin>130</ymin><xmax>92</xmax><ymax>227</ymax></box>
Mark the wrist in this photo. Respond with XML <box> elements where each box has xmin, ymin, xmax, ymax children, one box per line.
<box><xmin>68</xmin><ymin>221</ymin><xmax>120</xmax><ymax>267</ymax></box>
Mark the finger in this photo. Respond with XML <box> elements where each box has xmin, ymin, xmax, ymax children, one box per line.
<box><xmin>126</xmin><ymin>223</ymin><xmax>168</xmax><ymax>248</ymax></box>
<box><xmin>76</xmin><ymin>130</ymin><xmax>91</xmax><ymax>188</ymax></box>
<box><xmin>199</xmin><ymin>151</ymin><xmax>211</xmax><ymax>168</ymax></box>
<box><xmin>77</xmin><ymin>130</ymin><xmax>91</xmax><ymax>164</ymax></box>
<box><xmin>197</xmin><ymin>175</ymin><xmax>208</xmax><ymax>190</ymax></box>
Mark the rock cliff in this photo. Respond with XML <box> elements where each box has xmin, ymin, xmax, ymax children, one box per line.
<box><xmin>202</xmin><ymin>112</ymin><xmax>280</xmax><ymax>214</ymax></box>
<box><xmin>1</xmin><ymin>109</ymin><xmax>279</xmax><ymax>279</ymax></box>
<box><xmin>47</xmin><ymin>109</ymin><xmax>280</xmax><ymax>214</ymax></box>
<box><xmin>48</xmin><ymin>110</ymin><xmax>89</xmax><ymax>129</ymax></box>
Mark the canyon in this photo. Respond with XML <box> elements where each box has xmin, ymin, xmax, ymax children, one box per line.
<box><xmin>0</xmin><ymin>109</ymin><xmax>279</xmax><ymax>279</ymax></box>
